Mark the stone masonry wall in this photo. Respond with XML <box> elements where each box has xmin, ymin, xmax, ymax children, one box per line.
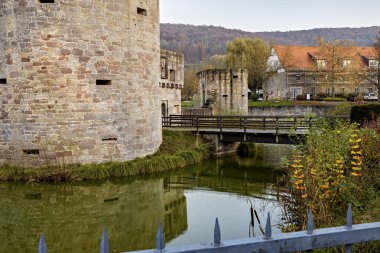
<box><xmin>159</xmin><ymin>50</ymin><xmax>184</xmax><ymax>116</ymax></box>
<box><xmin>194</xmin><ymin>69</ymin><xmax>249</xmax><ymax>115</ymax></box>
<box><xmin>0</xmin><ymin>0</ymin><xmax>162</xmax><ymax>166</ymax></box>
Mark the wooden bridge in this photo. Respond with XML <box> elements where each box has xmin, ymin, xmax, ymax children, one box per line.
<box><xmin>163</xmin><ymin>115</ymin><xmax>347</xmax><ymax>144</ymax></box>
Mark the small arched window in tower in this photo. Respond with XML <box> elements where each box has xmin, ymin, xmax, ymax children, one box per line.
<box><xmin>161</xmin><ymin>102</ymin><xmax>167</xmax><ymax>117</ymax></box>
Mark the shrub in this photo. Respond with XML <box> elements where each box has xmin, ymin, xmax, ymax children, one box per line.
<box><xmin>323</xmin><ymin>97</ymin><xmax>347</xmax><ymax>102</ymax></box>
<box><xmin>282</xmin><ymin>119</ymin><xmax>380</xmax><ymax>235</ymax></box>
<box><xmin>350</xmin><ymin>104</ymin><xmax>380</xmax><ymax>124</ymax></box>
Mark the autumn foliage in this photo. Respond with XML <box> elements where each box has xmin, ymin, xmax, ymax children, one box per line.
<box><xmin>283</xmin><ymin>119</ymin><xmax>380</xmax><ymax>232</ymax></box>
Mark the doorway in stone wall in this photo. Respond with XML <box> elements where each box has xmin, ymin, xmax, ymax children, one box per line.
<box><xmin>161</xmin><ymin>101</ymin><xmax>168</xmax><ymax>117</ymax></box>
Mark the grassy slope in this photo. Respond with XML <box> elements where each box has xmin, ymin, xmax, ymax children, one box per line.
<box><xmin>0</xmin><ymin>130</ymin><xmax>209</xmax><ymax>182</ymax></box>
<box><xmin>248</xmin><ymin>100</ymin><xmax>348</xmax><ymax>107</ymax></box>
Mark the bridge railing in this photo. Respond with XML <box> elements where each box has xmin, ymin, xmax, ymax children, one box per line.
<box><xmin>37</xmin><ymin>205</ymin><xmax>380</xmax><ymax>253</ymax></box>
<box><xmin>162</xmin><ymin>115</ymin><xmax>346</xmax><ymax>134</ymax></box>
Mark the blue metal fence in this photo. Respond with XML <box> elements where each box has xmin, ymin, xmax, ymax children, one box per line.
<box><xmin>38</xmin><ymin>205</ymin><xmax>380</xmax><ymax>253</ymax></box>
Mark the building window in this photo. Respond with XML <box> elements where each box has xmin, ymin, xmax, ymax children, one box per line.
<box><xmin>317</xmin><ymin>60</ymin><xmax>326</xmax><ymax>68</ymax></box>
<box><xmin>161</xmin><ymin>102</ymin><xmax>168</xmax><ymax>117</ymax></box>
<box><xmin>23</xmin><ymin>149</ymin><xmax>40</xmax><ymax>155</ymax></box>
<box><xmin>160</xmin><ymin>58</ymin><xmax>168</xmax><ymax>79</ymax></box>
<box><xmin>174</xmin><ymin>105</ymin><xmax>180</xmax><ymax>114</ymax></box>
<box><xmin>137</xmin><ymin>7</ymin><xmax>147</xmax><ymax>16</ymax></box>
<box><xmin>102</xmin><ymin>138</ymin><xmax>118</xmax><ymax>142</ymax></box>
<box><xmin>290</xmin><ymin>87</ymin><xmax>302</xmax><ymax>99</ymax></box>
<box><xmin>311</xmin><ymin>87</ymin><xmax>316</xmax><ymax>96</ymax></box>
<box><xmin>343</xmin><ymin>60</ymin><xmax>352</xmax><ymax>67</ymax></box>
<box><xmin>368</xmin><ymin>87</ymin><xmax>374</xmax><ymax>93</ymax></box>
<box><xmin>170</xmin><ymin>69</ymin><xmax>176</xmax><ymax>82</ymax></box>
<box><xmin>0</xmin><ymin>78</ymin><xmax>6</xmax><ymax>84</ymax></box>
<box><xmin>355</xmin><ymin>87</ymin><xmax>359</xmax><ymax>93</ymax></box>
<box><xmin>369</xmin><ymin>60</ymin><xmax>379</xmax><ymax>68</ymax></box>
<box><xmin>96</xmin><ymin>80</ymin><xmax>112</xmax><ymax>86</ymax></box>
<box><xmin>296</xmin><ymin>75</ymin><xmax>301</xmax><ymax>82</ymax></box>
<box><xmin>37</xmin><ymin>0</ymin><xmax>55</xmax><ymax>3</ymax></box>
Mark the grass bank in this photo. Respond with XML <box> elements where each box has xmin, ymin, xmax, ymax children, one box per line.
<box><xmin>248</xmin><ymin>100</ymin><xmax>350</xmax><ymax>107</ymax></box>
<box><xmin>0</xmin><ymin>130</ymin><xmax>209</xmax><ymax>182</ymax></box>
<box><xmin>181</xmin><ymin>101</ymin><xmax>193</xmax><ymax>108</ymax></box>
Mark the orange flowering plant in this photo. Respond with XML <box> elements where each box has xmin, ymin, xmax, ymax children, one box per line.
<box><xmin>283</xmin><ymin>119</ymin><xmax>379</xmax><ymax>231</ymax></box>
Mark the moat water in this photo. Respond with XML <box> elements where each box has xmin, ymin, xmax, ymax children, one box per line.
<box><xmin>0</xmin><ymin>144</ymin><xmax>293</xmax><ymax>253</ymax></box>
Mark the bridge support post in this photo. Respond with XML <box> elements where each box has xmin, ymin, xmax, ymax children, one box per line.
<box><xmin>201</xmin><ymin>134</ymin><xmax>239</xmax><ymax>156</ymax></box>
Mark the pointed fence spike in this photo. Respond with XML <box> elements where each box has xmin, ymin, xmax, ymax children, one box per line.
<box><xmin>38</xmin><ymin>233</ymin><xmax>48</xmax><ymax>253</ymax></box>
<box><xmin>264</xmin><ymin>212</ymin><xmax>272</xmax><ymax>239</ymax></box>
<box><xmin>156</xmin><ymin>223</ymin><xmax>165</xmax><ymax>252</ymax></box>
<box><xmin>307</xmin><ymin>208</ymin><xmax>314</xmax><ymax>235</ymax></box>
<box><xmin>347</xmin><ymin>204</ymin><xmax>353</xmax><ymax>230</ymax></box>
<box><xmin>100</xmin><ymin>228</ymin><xmax>109</xmax><ymax>253</ymax></box>
<box><xmin>214</xmin><ymin>218</ymin><xmax>221</xmax><ymax>246</ymax></box>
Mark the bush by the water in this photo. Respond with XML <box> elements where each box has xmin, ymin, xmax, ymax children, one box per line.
<box><xmin>282</xmin><ymin>118</ymin><xmax>380</xmax><ymax>252</ymax></box>
<box><xmin>0</xmin><ymin>130</ymin><xmax>209</xmax><ymax>182</ymax></box>
<box><xmin>351</xmin><ymin>104</ymin><xmax>380</xmax><ymax>124</ymax></box>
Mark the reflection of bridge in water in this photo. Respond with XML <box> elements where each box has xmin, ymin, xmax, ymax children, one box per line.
<box><xmin>166</xmin><ymin>154</ymin><xmax>289</xmax><ymax>202</ymax></box>
<box><xmin>166</xmin><ymin>174</ymin><xmax>281</xmax><ymax>201</ymax></box>
<box><xmin>163</xmin><ymin>115</ymin><xmax>349</xmax><ymax>144</ymax></box>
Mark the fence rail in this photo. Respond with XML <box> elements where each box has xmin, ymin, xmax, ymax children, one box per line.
<box><xmin>37</xmin><ymin>205</ymin><xmax>380</xmax><ymax>253</ymax></box>
<box><xmin>163</xmin><ymin>115</ymin><xmax>349</xmax><ymax>135</ymax></box>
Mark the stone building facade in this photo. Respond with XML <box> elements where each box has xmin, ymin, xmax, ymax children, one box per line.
<box><xmin>159</xmin><ymin>50</ymin><xmax>184</xmax><ymax>116</ymax></box>
<box><xmin>0</xmin><ymin>0</ymin><xmax>162</xmax><ymax>166</ymax></box>
<box><xmin>194</xmin><ymin>69</ymin><xmax>249</xmax><ymax>115</ymax></box>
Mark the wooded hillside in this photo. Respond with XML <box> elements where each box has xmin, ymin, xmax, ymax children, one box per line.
<box><xmin>160</xmin><ymin>23</ymin><xmax>380</xmax><ymax>65</ymax></box>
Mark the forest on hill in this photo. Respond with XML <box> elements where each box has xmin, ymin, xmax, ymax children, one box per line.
<box><xmin>160</xmin><ymin>23</ymin><xmax>380</xmax><ymax>65</ymax></box>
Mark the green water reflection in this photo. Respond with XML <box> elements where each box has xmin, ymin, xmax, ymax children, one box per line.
<box><xmin>0</xmin><ymin>144</ymin><xmax>292</xmax><ymax>253</ymax></box>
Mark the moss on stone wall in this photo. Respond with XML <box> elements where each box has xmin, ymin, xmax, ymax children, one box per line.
<box><xmin>0</xmin><ymin>130</ymin><xmax>209</xmax><ymax>182</ymax></box>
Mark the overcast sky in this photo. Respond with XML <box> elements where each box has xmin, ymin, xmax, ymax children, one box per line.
<box><xmin>161</xmin><ymin>0</ymin><xmax>380</xmax><ymax>32</ymax></box>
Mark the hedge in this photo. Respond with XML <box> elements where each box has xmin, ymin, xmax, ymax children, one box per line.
<box><xmin>350</xmin><ymin>104</ymin><xmax>380</xmax><ymax>124</ymax></box>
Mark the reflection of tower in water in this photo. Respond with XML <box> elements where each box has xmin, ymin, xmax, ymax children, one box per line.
<box><xmin>0</xmin><ymin>180</ymin><xmax>188</xmax><ymax>253</ymax></box>
<box><xmin>164</xmin><ymin>186</ymin><xmax>188</xmax><ymax>242</ymax></box>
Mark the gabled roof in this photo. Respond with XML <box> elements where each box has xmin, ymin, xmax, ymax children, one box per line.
<box><xmin>273</xmin><ymin>45</ymin><xmax>378</xmax><ymax>70</ymax></box>
<box><xmin>273</xmin><ymin>45</ymin><xmax>318</xmax><ymax>70</ymax></box>
<box><xmin>357</xmin><ymin>47</ymin><xmax>378</xmax><ymax>60</ymax></box>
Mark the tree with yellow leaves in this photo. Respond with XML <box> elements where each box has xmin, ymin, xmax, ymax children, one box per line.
<box><xmin>315</xmin><ymin>39</ymin><xmax>362</xmax><ymax>98</ymax></box>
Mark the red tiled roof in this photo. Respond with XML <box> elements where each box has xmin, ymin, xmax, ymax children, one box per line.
<box><xmin>273</xmin><ymin>45</ymin><xmax>318</xmax><ymax>70</ymax></box>
<box><xmin>273</xmin><ymin>45</ymin><xmax>378</xmax><ymax>70</ymax></box>
<box><xmin>357</xmin><ymin>47</ymin><xmax>378</xmax><ymax>60</ymax></box>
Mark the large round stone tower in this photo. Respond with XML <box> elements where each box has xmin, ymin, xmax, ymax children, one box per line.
<box><xmin>0</xmin><ymin>0</ymin><xmax>162</xmax><ymax>166</ymax></box>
